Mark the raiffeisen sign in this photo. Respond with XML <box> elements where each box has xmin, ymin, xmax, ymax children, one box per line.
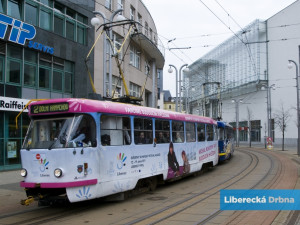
<box><xmin>0</xmin><ymin>97</ymin><xmax>29</xmax><ymax>112</ymax></box>
<box><xmin>0</xmin><ymin>13</ymin><xmax>54</xmax><ymax>55</ymax></box>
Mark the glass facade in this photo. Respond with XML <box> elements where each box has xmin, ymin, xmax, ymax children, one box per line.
<box><xmin>187</xmin><ymin>20</ymin><xmax>267</xmax><ymax>102</ymax></box>
<box><xmin>1</xmin><ymin>0</ymin><xmax>88</xmax><ymax>45</ymax></box>
<box><xmin>0</xmin><ymin>1</ymin><xmax>92</xmax><ymax>171</ymax></box>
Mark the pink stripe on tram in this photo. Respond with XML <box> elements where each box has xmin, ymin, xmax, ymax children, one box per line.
<box><xmin>20</xmin><ymin>179</ymin><xmax>97</xmax><ymax>188</ymax></box>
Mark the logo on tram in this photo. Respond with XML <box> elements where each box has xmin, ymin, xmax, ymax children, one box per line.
<box><xmin>117</xmin><ymin>153</ymin><xmax>127</xmax><ymax>170</ymax></box>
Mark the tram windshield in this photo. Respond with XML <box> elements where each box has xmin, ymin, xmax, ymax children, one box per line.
<box><xmin>23</xmin><ymin>114</ymin><xmax>96</xmax><ymax>149</ymax></box>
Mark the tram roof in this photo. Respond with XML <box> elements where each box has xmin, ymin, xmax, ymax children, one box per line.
<box><xmin>29</xmin><ymin>98</ymin><xmax>217</xmax><ymax>125</ymax></box>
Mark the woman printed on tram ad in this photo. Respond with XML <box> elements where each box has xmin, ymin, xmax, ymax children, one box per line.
<box><xmin>167</xmin><ymin>142</ymin><xmax>180</xmax><ymax>178</ymax></box>
<box><xmin>181</xmin><ymin>150</ymin><xmax>190</xmax><ymax>174</ymax></box>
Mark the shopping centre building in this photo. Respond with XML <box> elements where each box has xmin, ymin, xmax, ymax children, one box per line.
<box><xmin>186</xmin><ymin>0</ymin><xmax>300</xmax><ymax>147</ymax></box>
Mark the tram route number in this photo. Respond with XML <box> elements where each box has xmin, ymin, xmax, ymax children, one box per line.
<box><xmin>31</xmin><ymin>103</ymin><xmax>69</xmax><ymax>114</ymax></box>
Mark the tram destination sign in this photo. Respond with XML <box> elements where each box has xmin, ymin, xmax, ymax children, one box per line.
<box><xmin>31</xmin><ymin>103</ymin><xmax>69</xmax><ymax>114</ymax></box>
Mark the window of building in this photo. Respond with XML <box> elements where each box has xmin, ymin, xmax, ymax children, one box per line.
<box><xmin>66</xmin><ymin>8</ymin><xmax>75</xmax><ymax>18</ymax></box>
<box><xmin>138</xmin><ymin>14</ymin><xmax>142</xmax><ymax>32</ymax></box>
<box><xmin>54</xmin><ymin>1</ymin><xmax>64</xmax><ymax>13</ymax></box>
<box><xmin>66</xmin><ymin>20</ymin><xmax>75</xmax><ymax>41</ymax></box>
<box><xmin>40</xmin><ymin>8</ymin><xmax>52</xmax><ymax>31</ymax></box>
<box><xmin>0</xmin><ymin>0</ymin><xmax>5</xmax><ymax>13</ymax></box>
<box><xmin>130</xmin><ymin>82</ymin><xmax>141</xmax><ymax>97</ymax></box>
<box><xmin>130</xmin><ymin>45</ymin><xmax>140</xmax><ymax>69</ymax></box>
<box><xmin>52</xmin><ymin>70</ymin><xmax>63</xmax><ymax>91</ymax></box>
<box><xmin>77</xmin><ymin>24</ymin><xmax>86</xmax><ymax>45</ymax></box>
<box><xmin>54</xmin><ymin>14</ymin><xmax>64</xmax><ymax>36</ymax></box>
<box><xmin>7</xmin><ymin>60</ymin><xmax>21</xmax><ymax>84</ymax></box>
<box><xmin>172</xmin><ymin>121</ymin><xmax>184</xmax><ymax>143</ymax></box>
<box><xmin>25</xmin><ymin>2</ymin><xmax>38</xmax><ymax>26</ymax></box>
<box><xmin>130</xmin><ymin>6</ymin><xmax>135</xmax><ymax>20</ymax></box>
<box><xmin>24</xmin><ymin>63</ymin><xmax>36</xmax><ymax>87</ymax></box>
<box><xmin>145</xmin><ymin>22</ymin><xmax>148</xmax><ymax>37</ymax></box>
<box><xmin>7</xmin><ymin>45</ymin><xmax>22</xmax><ymax>84</ymax></box>
<box><xmin>7</xmin><ymin>0</ymin><xmax>22</xmax><ymax>19</ymax></box>
<box><xmin>134</xmin><ymin>117</ymin><xmax>152</xmax><ymax>144</ymax></box>
<box><xmin>150</xmin><ymin>28</ymin><xmax>153</xmax><ymax>41</ymax></box>
<box><xmin>39</xmin><ymin>65</ymin><xmax>50</xmax><ymax>89</ymax></box>
<box><xmin>111</xmin><ymin>75</ymin><xmax>122</xmax><ymax>98</ymax></box>
<box><xmin>40</xmin><ymin>0</ymin><xmax>53</xmax><ymax>7</ymax></box>
<box><xmin>105</xmin><ymin>0</ymin><xmax>112</xmax><ymax>10</ymax></box>
<box><xmin>117</xmin><ymin>0</ymin><xmax>124</xmax><ymax>13</ymax></box>
<box><xmin>0</xmin><ymin>56</ymin><xmax>4</xmax><ymax>82</ymax></box>
<box><xmin>64</xmin><ymin>61</ymin><xmax>73</xmax><ymax>94</ymax></box>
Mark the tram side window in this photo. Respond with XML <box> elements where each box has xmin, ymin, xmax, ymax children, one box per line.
<box><xmin>134</xmin><ymin>118</ymin><xmax>153</xmax><ymax>144</ymax></box>
<box><xmin>214</xmin><ymin>125</ymin><xmax>218</xmax><ymax>141</ymax></box>
<box><xmin>206</xmin><ymin>124</ymin><xmax>214</xmax><ymax>141</ymax></box>
<box><xmin>100</xmin><ymin>115</ymin><xmax>131</xmax><ymax>146</ymax></box>
<box><xmin>197</xmin><ymin>123</ymin><xmax>205</xmax><ymax>142</ymax></box>
<box><xmin>186</xmin><ymin>122</ymin><xmax>196</xmax><ymax>142</ymax></box>
<box><xmin>155</xmin><ymin>119</ymin><xmax>170</xmax><ymax>144</ymax></box>
<box><xmin>219</xmin><ymin>127</ymin><xmax>225</xmax><ymax>141</ymax></box>
<box><xmin>226</xmin><ymin>127</ymin><xmax>233</xmax><ymax>140</ymax></box>
<box><xmin>172</xmin><ymin>121</ymin><xmax>184</xmax><ymax>143</ymax></box>
<box><xmin>69</xmin><ymin>115</ymin><xmax>97</xmax><ymax>147</ymax></box>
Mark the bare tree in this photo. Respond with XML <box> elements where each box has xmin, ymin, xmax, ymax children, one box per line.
<box><xmin>274</xmin><ymin>103</ymin><xmax>291</xmax><ymax>151</ymax></box>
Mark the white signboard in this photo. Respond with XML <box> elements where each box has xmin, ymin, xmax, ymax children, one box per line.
<box><xmin>0</xmin><ymin>97</ymin><xmax>30</xmax><ymax>112</ymax></box>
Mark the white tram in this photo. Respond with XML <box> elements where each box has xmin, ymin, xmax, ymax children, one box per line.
<box><xmin>20</xmin><ymin>98</ymin><xmax>218</xmax><ymax>205</ymax></box>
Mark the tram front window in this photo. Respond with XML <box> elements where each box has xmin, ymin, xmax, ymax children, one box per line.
<box><xmin>23</xmin><ymin>115</ymin><xmax>96</xmax><ymax>149</ymax></box>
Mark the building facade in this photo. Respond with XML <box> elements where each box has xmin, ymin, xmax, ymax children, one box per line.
<box><xmin>92</xmin><ymin>0</ymin><xmax>164</xmax><ymax>107</ymax></box>
<box><xmin>0</xmin><ymin>0</ymin><xmax>95</xmax><ymax>171</ymax></box>
<box><xmin>186</xmin><ymin>0</ymin><xmax>300</xmax><ymax>147</ymax></box>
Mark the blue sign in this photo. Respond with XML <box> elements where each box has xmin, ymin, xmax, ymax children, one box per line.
<box><xmin>0</xmin><ymin>13</ymin><xmax>54</xmax><ymax>54</ymax></box>
<box><xmin>0</xmin><ymin>13</ymin><xmax>35</xmax><ymax>45</ymax></box>
<box><xmin>220</xmin><ymin>189</ymin><xmax>300</xmax><ymax>210</ymax></box>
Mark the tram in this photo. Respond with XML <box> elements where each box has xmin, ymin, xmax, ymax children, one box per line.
<box><xmin>19</xmin><ymin>98</ymin><xmax>218</xmax><ymax>205</ymax></box>
<box><xmin>217</xmin><ymin>121</ymin><xmax>234</xmax><ymax>162</ymax></box>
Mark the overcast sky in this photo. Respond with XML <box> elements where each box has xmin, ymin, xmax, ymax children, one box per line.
<box><xmin>142</xmin><ymin>0</ymin><xmax>297</xmax><ymax>96</ymax></box>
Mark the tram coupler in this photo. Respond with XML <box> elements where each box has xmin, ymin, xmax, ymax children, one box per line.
<box><xmin>20</xmin><ymin>196</ymin><xmax>35</xmax><ymax>206</ymax></box>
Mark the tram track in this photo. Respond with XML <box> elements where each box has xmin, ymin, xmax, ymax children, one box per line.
<box><xmin>221</xmin><ymin>148</ymin><xmax>298</xmax><ymax>225</ymax></box>
<box><xmin>124</xmin><ymin>149</ymin><xmax>262</xmax><ymax>225</ymax></box>
<box><xmin>1</xmin><ymin>148</ymin><xmax>297</xmax><ymax>225</ymax></box>
<box><xmin>197</xmin><ymin>148</ymin><xmax>279</xmax><ymax>225</ymax></box>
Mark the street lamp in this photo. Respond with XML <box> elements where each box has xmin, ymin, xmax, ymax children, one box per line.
<box><xmin>91</xmin><ymin>11</ymin><xmax>107</xmax><ymax>97</ymax></box>
<box><xmin>179</xmin><ymin>64</ymin><xmax>189</xmax><ymax>112</ymax></box>
<box><xmin>168</xmin><ymin>65</ymin><xmax>178</xmax><ymax>112</ymax></box>
<box><xmin>91</xmin><ymin>9</ymin><xmax>124</xmax><ymax>97</ymax></box>
<box><xmin>232</xmin><ymin>99</ymin><xmax>243</xmax><ymax>147</ymax></box>
<box><xmin>168</xmin><ymin>64</ymin><xmax>189</xmax><ymax>112</ymax></box>
<box><xmin>288</xmin><ymin>59</ymin><xmax>300</xmax><ymax>157</ymax></box>
<box><xmin>261</xmin><ymin>84</ymin><xmax>275</xmax><ymax>141</ymax></box>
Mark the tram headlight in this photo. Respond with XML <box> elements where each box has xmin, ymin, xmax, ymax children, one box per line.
<box><xmin>20</xmin><ymin>168</ymin><xmax>27</xmax><ymax>177</ymax></box>
<box><xmin>54</xmin><ymin>168</ymin><xmax>63</xmax><ymax>178</ymax></box>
